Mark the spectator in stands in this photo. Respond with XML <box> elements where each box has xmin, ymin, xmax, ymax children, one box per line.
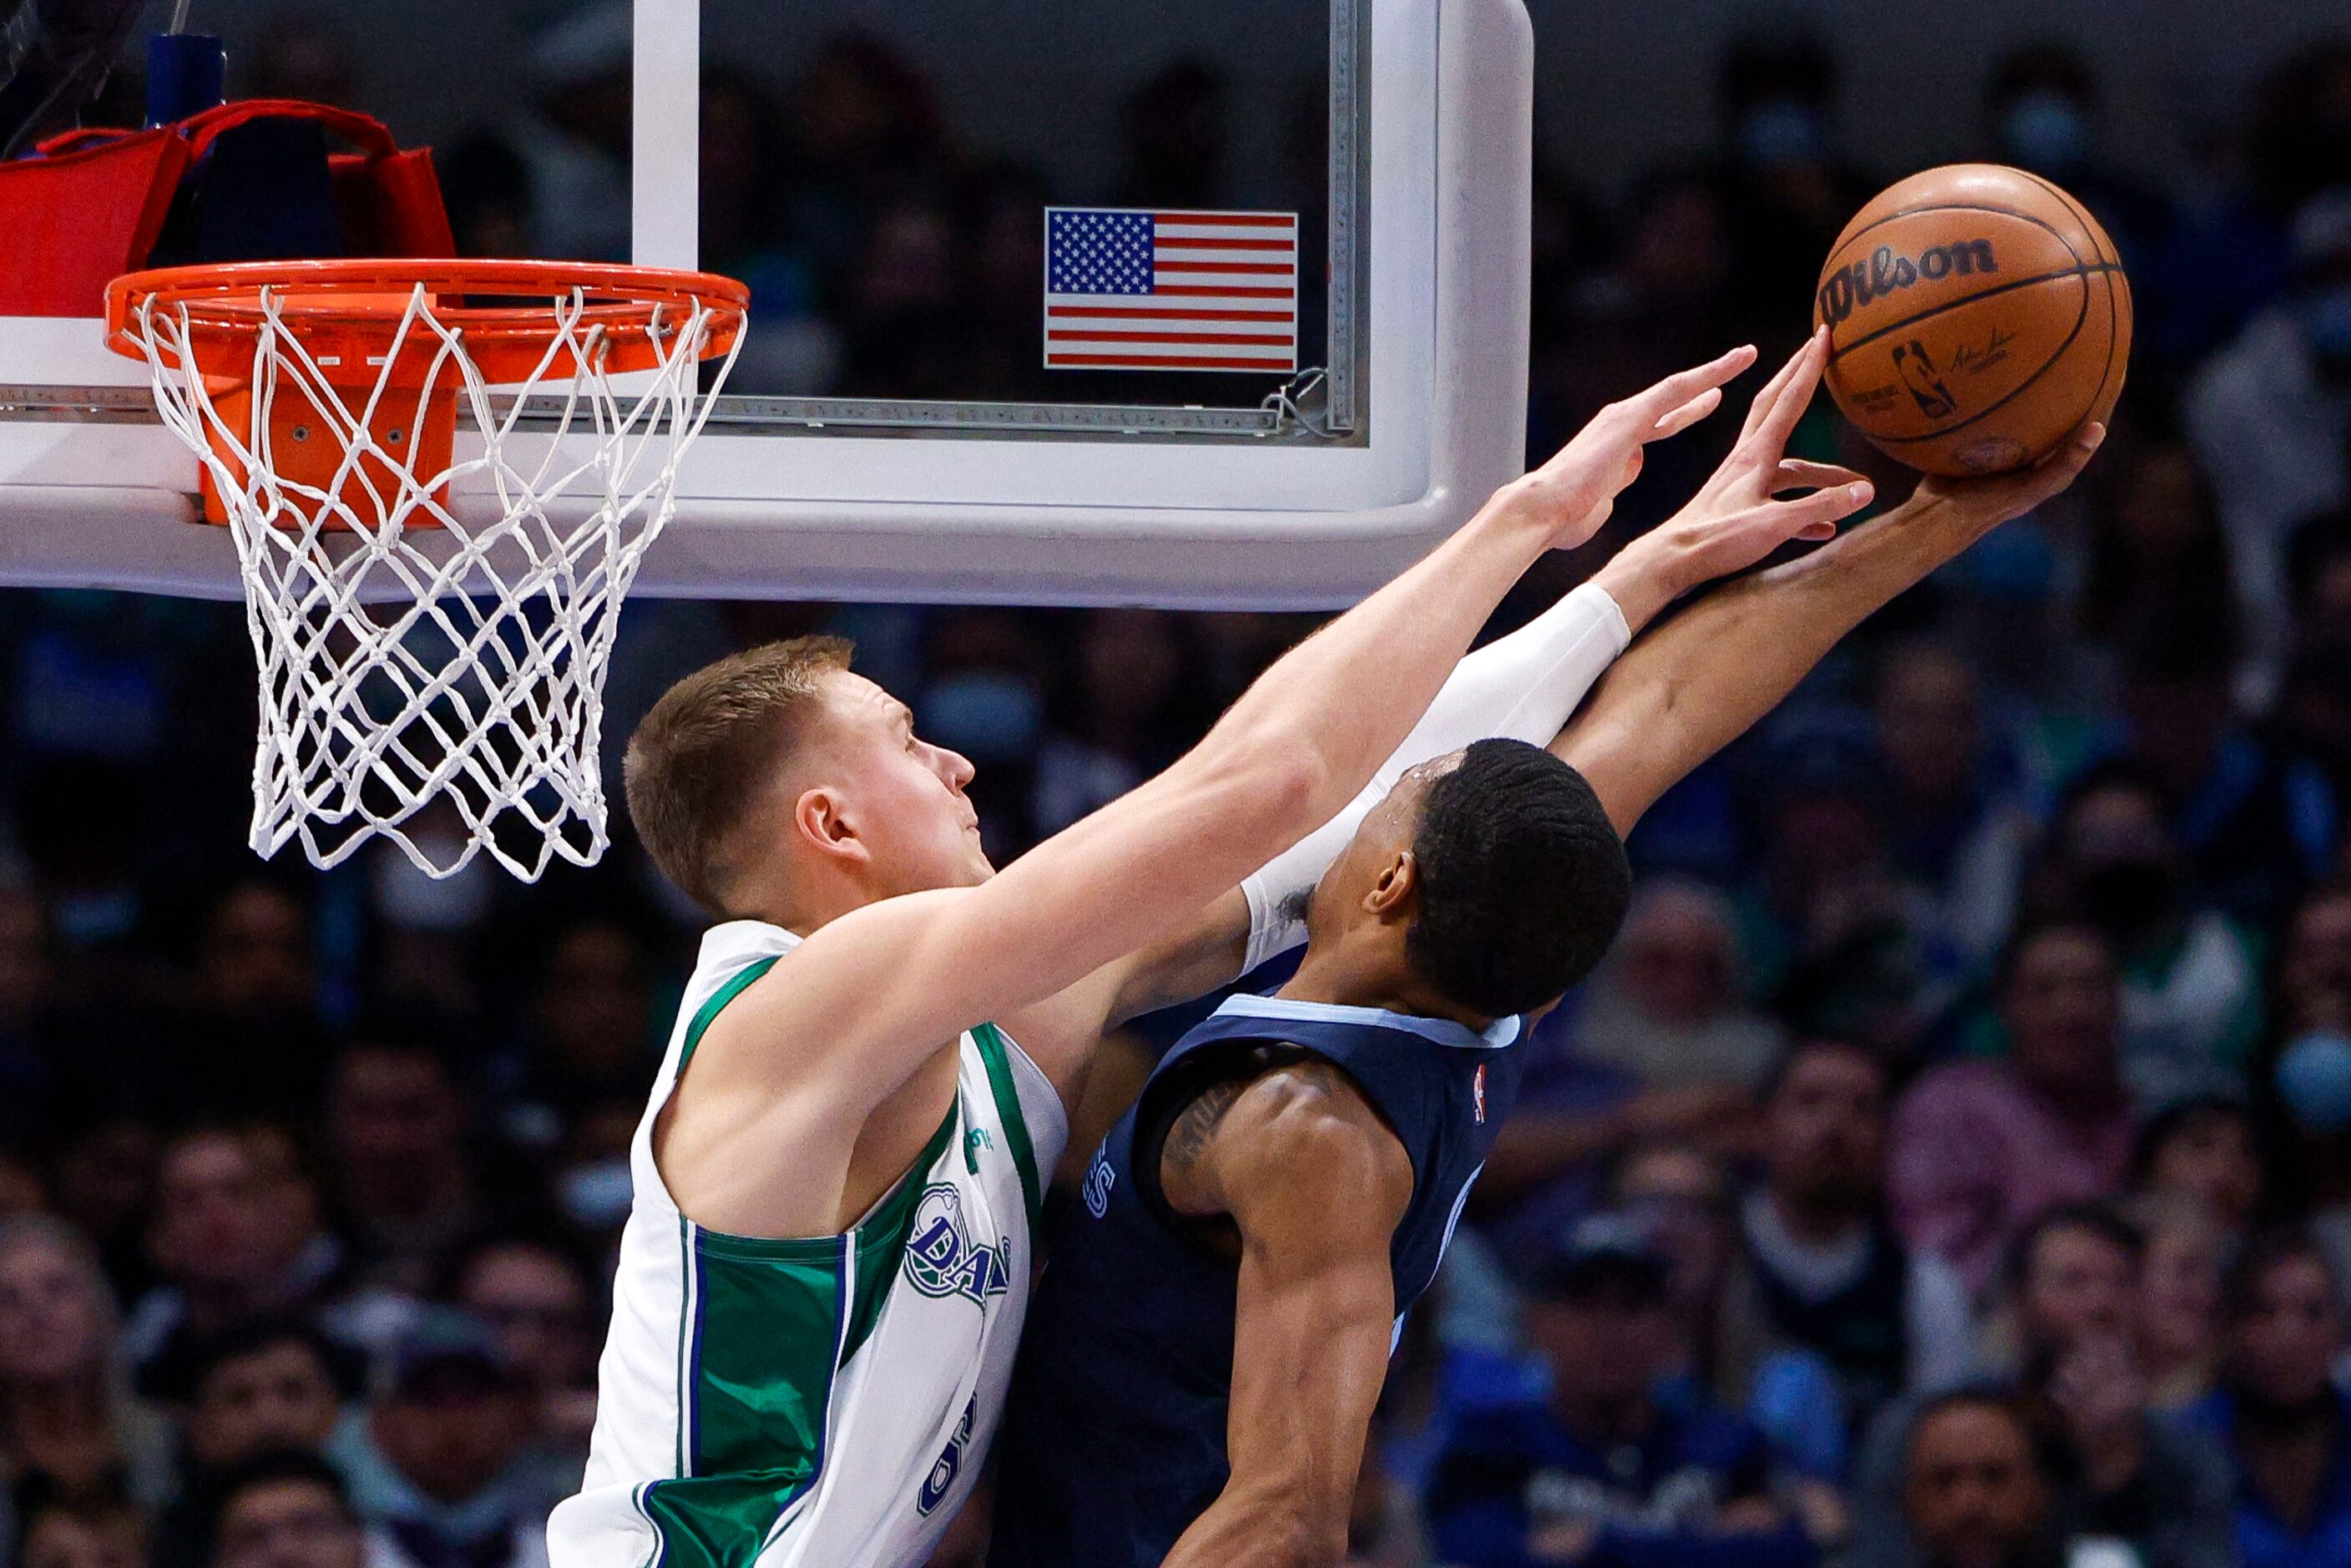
<box><xmin>1033</xmin><ymin>609</ymin><xmax>1201</xmax><ymax>837</ymax></box>
<box><xmin>1710</xmin><ymin>28</ymin><xmax>1877</xmax><ymax>341</ymax></box>
<box><xmin>1610</xmin><ymin>1143</ymin><xmax>1743</xmax><ymax>1393</ymax></box>
<box><xmin>1981</xmin><ymin>44</ymin><xmax>2172</xmax><ymax>275</ymax></box>
<box><xmin>498</xmin><ymin>919</ymin><xmax>658</xmax><ymax>1149</ymax></box>
<box><xmin>1425</xmin><ymin>1218</ymin><xmax>1817</xmax><ymax>1568</ymax></box>
<box><xmin>325</xmin><ymin>1037</ymin><xmax>483</xmax><ymax>1296</ymax></box>
<box><xmin>326</xmin><ymin>1312</ymin><xmax>561</xmax><ymax>1568</ymax></box>
<box><xmin>15</xmin><ymin>1485</ymin><xmax>148</xmax><ymax>1568</ymax></box>
<box><xmin>208</xmin><ymin>1449</ymin><xmax>377</xmax><ymax>1568</ymax></box>
<box><xmin>0</xmin><ymin>1216</ymin><xmax>173</xmax><ymax>1546</ymax></box>
<box><xmin>167</xmin><ymin>882</ymin><xmax>329</xmax><ymax>1125</ymax></box>
<box><xmin>448</xmin><ymin>1238</ymin><xmax>596</xmax><ymax>1469</ymax></box>
<box><xmin>2195</xmin><ymin>1229</ymin><xmax>2351</xmax><ymax>1568</ymax></box>
<box><xmin>151</xmin><ymin>1323</ymin><xmax>352</xmax><ymax>1568</ymax></box>
<box><xmin>787</xmin><ymin>31</ymin><xmax>953</xmax><ymax>295</ymax></box>
<box><xmin>1890</xmin><ymin>921</ymin><xmax>2136</xmax><ymax>1292</ymax></box>
<box><xmin>506</xmin><ymin>3</ymin><xmax>634</xmax><ymax>262</ymax></box>
<box><xmin>1729</xmin><ymin>1040</ymin><xmax>1975</xmax><ymax>1472</ymax></box>
<box><xmin>1528</xmin><ymin>169</ymin><xmax>1742</xmax><ymax>520</ymax></box>
<box><xmin>46</xmin><ymin>1118</ymin><xmax>160</xmax><ymax>1308</ymax></box>
<box><xmin>185</xmin><ymin>1323</ymin><xmax>348</xmax><ymax>1467</ymax></box>
<box><xmin>1745</xmin><ymin>734</ymin><xmax>1946</xmax><ymax>1057</ymax></box>
<box><xmin>2131</xmin><ymin>1097</ymin><xmax>2268</xmax><ymax>1234</ymax></box>
<box><xmin>2279</xmin><ymin>886</ymin><xmax>2351</xmax><ymax>1036</ymax></box>
<box><xmin>2110</xmin><ymin>627</ymin><xmax>2329</xmax><ymax>924</ymax></box>
<box><xmin>125</xmin><ymin>1125</ymin><xmax>338</xmax><ymax>1399</ymax></box>
<box><xmin>2133</xmin><ymin>1196</ymin><xmax>2230</xmax><ymax>1411</ymax></box>
<box><xmin>1570</xmin><ymin>879</ymin><xmax>1786</xmax><ymax>1097</ymax></box>
<box><xmin>2079</xmin><ymin>439</ymin><xmax>2240</xmax><ymax>665</ymax></box>
<box><xmin>1855</xmin><ymin>1205</ymin><xmax>2237</xmax><ymax>1568</ymax></box>
<box><xmin>1873</xmin><ymin>644</ymin><xmax>2035</xmax><ymax>967</ymax></box>
<box><xmin>2030</xmin><ymin>763</ymin><xmax>2263</xmax><ymax>1107</ymax></box>
<box><xmin>1895</xmin><ymin>1391</ymin><xmax>2063</xmax><ymax>1568</ymax></box>
<box><xmin>1115</xmin><ymin>61</ymin><xmax>1228</xmax><ymax>210</ymax></box>
<box><xmin>2189</xmin><ymin>189</ymin><xmax>2351</xmax><ymax>692</ymax></box>
<box><xmin>1474</xmin><ymin>1032</ymin><xmax>1747</xmax><ymax>1275</ymax></box>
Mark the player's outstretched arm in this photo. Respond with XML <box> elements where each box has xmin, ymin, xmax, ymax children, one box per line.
<box><xmin>1559</xmin><ymin>422</ymin><xmax>2108</xmax><ymax>832</ymax></box>
<box><xmin>1012</xmin><ymin>331</ymin><xmax>1880</xmax><ymax>1077</ymax></box>
<box><xmin>1156</xmin><ymin>1062</ymin><xmax>1413</xmax><ymax>1568</ymax></box>
<box><xmin>723</xmin><ymin>349</ymin><xmax>1765</xmax><ymax>1109</ymax></box>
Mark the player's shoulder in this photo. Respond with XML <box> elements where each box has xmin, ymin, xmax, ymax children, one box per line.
<box><xmin>1226</xmin><ymin>1052</ymin><xmax>1380</xmax><ymax>1136</ymax></box>
<box><xmin>1198</xmin><ymin>1053</ymin><xmax>1410</xmax><ymax>1215</ymax></box>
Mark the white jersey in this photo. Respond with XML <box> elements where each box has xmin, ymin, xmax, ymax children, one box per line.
<box><xmin>548</xmin><ymin>919</ymin><xmax>1068</xmax><ymax>1568</ymax></box>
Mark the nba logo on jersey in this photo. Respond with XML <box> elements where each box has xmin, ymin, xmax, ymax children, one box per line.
<box><xmin>1473</xmin><ymin>1063</ymin><xmax>1487</xmax><ymax>1124</ymax></box>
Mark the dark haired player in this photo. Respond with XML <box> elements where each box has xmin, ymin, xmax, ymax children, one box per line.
<box><xmin>988</xmin><ymin>422</ymin><xmax>2109</xmax><ymax>1568</ymax></box>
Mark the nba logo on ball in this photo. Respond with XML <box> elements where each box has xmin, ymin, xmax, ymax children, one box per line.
<box><xmin>1816</xmin><ymin>164</ymin><xmax>2131</xmax><ymax>478</ymax></box>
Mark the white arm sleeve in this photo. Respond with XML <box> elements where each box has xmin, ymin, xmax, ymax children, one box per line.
<box><xmin>1236</xmin><ymin>582</ymin><xmax>1632</xmax><ymax>973</ymax></box>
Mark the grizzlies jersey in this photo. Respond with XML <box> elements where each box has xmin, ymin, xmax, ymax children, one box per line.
<box><xmin>548</xmin><ymin>920</ymin><xmax>1067</xmax><ymax>1568</ymax></box>
<box><xmin>990</xmin><ymin>992</ymin><xmax>1526</xmax><ymax>1568</ymax></box>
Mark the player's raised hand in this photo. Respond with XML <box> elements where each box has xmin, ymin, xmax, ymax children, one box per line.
<box><xmin>1593</xmin><ymin>328</ymin><xmax>1877</xmax><ymax>628</ymax></box>
<box><xmin>1499</xmin><ymin>344</ymin><xmax>1760</xmax><ymax>551</ymax></box>
<box><xmin>1914</xmin><ymin>420</ymin><xmax>2107</xmax><ymax>533</ymax></box>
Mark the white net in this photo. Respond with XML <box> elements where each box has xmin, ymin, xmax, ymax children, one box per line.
<box><xmin>116</xmin><ymin>274</ymin><xmax>745</xmax><ymax>881</ymax></box>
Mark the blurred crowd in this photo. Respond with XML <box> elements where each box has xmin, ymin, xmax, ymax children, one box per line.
<box><xmin>7</xmin><ymin>10</ymin><xmax>2351</xmax><ymax>1568</ymax></box>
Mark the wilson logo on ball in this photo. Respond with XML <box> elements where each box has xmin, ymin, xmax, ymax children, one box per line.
<box><xmin>1818</xmin><ymin>240</ymin><xmax>1999</xmax><ymax>326</ymax></box>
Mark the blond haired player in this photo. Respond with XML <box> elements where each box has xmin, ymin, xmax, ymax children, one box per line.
<box><xmin>546</xmin><ymin>336</ymin><xmax>1882</xmax><ymax>1568</ymax></box>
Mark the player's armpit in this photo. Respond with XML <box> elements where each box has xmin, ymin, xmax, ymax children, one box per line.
<box><xmin>997</xmin><ymin>888</ymin><xmax>1255</xmax><ymax>1112</ymax></box>
<box><xmin>1158</xmin><ymin>1062</ymin><xmax>1414</xmax><ymax>1568</ymax></box>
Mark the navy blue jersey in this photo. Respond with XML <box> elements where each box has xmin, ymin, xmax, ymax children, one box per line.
<box><xmin>988</xmin><ymin>992</ymin><xmax>1527</xmax><ymax>1568</ymax></box>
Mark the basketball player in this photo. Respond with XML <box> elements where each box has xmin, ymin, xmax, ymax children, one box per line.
<box><xmin>987</xmin><ymin>421</ymin><xmax>2108</xmax><ymax>1568</ymax></box>
<box><xmin>544</xmin><ymin>335</ymin><xmax>1873</xmax><ymax>1568</ymax></box>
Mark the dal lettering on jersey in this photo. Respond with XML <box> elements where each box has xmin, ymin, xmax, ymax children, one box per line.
<box><xmin>905</xmin><ymin>1183</ymin><xmax>1013</xmax><ymax>1304</ymax></box>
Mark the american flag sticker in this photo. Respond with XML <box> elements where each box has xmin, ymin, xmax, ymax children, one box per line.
<box><xmin>1044</xmin><ymin>207</ymin><xmax>1299</xmax><ymax>372</ymax></box>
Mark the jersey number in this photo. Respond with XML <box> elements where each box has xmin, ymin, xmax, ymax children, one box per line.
<box><xmin>919</xmin><ymin>1397</ymin><xmax>978</xmax><ymax>1516</ymax></box>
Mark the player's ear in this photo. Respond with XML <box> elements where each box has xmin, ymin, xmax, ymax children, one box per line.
<box><xmin>1364</xmin><ymin>850</ymin><xmax>1418</xmax><ymax>918</ymax></box>
<box><xmin>793</xmin><ymin>785</ymin><xmax>871</xmax><ymax>867</ymax></box>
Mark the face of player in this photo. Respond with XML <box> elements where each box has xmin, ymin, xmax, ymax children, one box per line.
<box><xmin>1302</xmin><ymin>753</ymin><xmax>1459</xmax><ymax>952</ymax></box>
<box><xmin>803</xmin><ymin>670</ymin><xmax>991</xmax><ymax>896</ymax></box>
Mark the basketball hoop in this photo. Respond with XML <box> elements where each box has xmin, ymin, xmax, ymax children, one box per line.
<box><xmin>104</xmin><ymin>258</ymin><xmax>750</xmax><ymax>881</ymax></box>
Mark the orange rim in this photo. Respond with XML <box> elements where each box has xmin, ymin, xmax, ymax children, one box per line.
<box><xmin>104</xmin><ymin>258</ymin><xmax>750</xmax><ymax>384</ymax></box>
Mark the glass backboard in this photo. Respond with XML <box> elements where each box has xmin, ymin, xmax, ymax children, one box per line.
<box><xmin>0</xmin><ymin>0</ymin><xmax>1529</xmax><ymax>607</ymax></box>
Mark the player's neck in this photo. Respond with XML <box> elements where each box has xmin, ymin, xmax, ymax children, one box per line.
<box><xmin>1279</xmin><ymin>940</ymin><xmax>1492</xmax><ymax>1032</ymax></box>
<box><xmin>726</xmin><ymin>862</ymin><xmax>904</xmax><ymax>937</ymax></box>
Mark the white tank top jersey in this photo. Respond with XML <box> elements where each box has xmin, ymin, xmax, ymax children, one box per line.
<box><xmin>547</xmin><ymin>919</ymin><xmax>1069</xmax><ymax>1568</ymax></box>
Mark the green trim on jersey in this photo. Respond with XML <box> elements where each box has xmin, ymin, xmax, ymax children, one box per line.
<box><xmin>642</xmin><ymin>1230</ymin><xmax>845</xmax><ymax>1568</ymax></box>
<box><xmin>635</xmin><ymin>946</ymin><xmax>1037</xmax><ymax>1567</ymax></box>
<box><xmin>972</xmin><ymin>1024</ymin><xmax>1042</xmax><ymax>1227</ymax></box>
<box><xmin>637</xmin><ymin>1101</ymin><xmax>960</xmax><ymax>1567</ymax></box>
<box><xmin>842</xmin><ymin>1105</ymin><xmax>957</xmax><ymax>1365</ymax></box>
<box><xmin>676</xmin><ymin>954</ymin><xmax>780</xmax><ymax>1074</ymax></box>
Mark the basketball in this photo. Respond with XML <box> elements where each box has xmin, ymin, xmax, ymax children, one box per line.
<box><xmin>1814</xmin><ymin>164</ymin><xmax>2132</xmax><ymax>478</ymax></box>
